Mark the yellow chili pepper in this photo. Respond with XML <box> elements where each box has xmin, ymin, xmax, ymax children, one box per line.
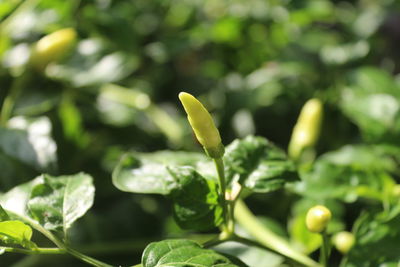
<box><xmin>179</xmin><ymin>92</ymin><xmax>224</xmax><ymax>158</ymax></box>
<box><xmin>306</xmin><ymin>205</ymin><xmax>331</xmax><ymax>233</ymax></box>
<box><xmin>30</xmin><ymin>28</ymin><xmax>77</xmax><ymax>71</ymax></box>
<box><xmin>288</xmin><ymin>98</ymin><xmax>323</xmax><ymax>160</ymax></box>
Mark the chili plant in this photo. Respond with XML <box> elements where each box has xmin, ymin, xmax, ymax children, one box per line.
<box><xmin>0</xmin><ymin>92</ymin><xmax>318</xmax><ymax>267</ymax></box>
<box><xmin>1</xmin><ymin>91</ymin><xmax>400</xmax><ymax>267</ymax></box>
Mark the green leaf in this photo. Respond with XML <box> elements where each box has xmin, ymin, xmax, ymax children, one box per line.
<box><xmin>0</xmin><ymin>178</ymin><xmax>37</xmax><ymax>219</ymax></box>
<box><xmin>0</xmin><ymin>117</ymin><xmax>57</xmax><ymax>190</ymax></box>
<box><xmin>224</xmin><ymin>136</ymin><xmax>299</xmax><ymax>193</ymax></box>
<box><xmin>290</xmin><ymin>213</ymin><xmax>322</xmax><ymax>254</ymax></box>
<box><xmin>0</xmin><ymin>127</ymin><xmax>40</xmax><ymax>169</ymax></box>
<box><xmin>28</xmin><ymin>173</ymin><xmax>95</xmax><ymax>233</ymax></box>
<box><xmin>0</xmin><ymin>205</ymin><xmax>10</xmax><ymax>221</ymax></box>
<box><xmin>142</xmin><ymin>239</ymin><xmax>241</xmax><ymax>267</ymax></box>
<box><xmin>345</xmin><ymin>207</ymin><xmax>400</xmax><ymax>266</ymax></box>
<box><xmin>5</xmin><ymin>116</ymin><xmax>57</xmax><ymax>170</ymax></box>
<box><xmin>47</xmin><ymin>48</ymin><xmax>139</xmax><ymax>87</ymax></box>
<box><xmin>296</xmin><ymin>145</ymin><xmax>397</xmax><ymax>202</ymax></box>
<box><xmin>0</xmin><ymin>173</ymin><xmax>94</xmax><ymax>234</ymax></box>
<box><xmin>0</xmin><ymin>220</ymin><xmax>36</xmax><ymax>249</ymax></box>
<box><xmin>340</xmin><ymin>67</ymin><xmax>400</xmax><ymax>142</ymax></box>
<box><xmin>168</xmin><ymin>166</ymin><xmax>223</xmax><ymax>231</ymax></box>
<box><xmin>112</xmin><ymin>151</ymin><xmax>210</xmax><ymax>195</ymax></box>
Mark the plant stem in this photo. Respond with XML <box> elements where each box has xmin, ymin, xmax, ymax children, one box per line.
<box><xmin>0</xmin><ymin>246</ymin><xmax>65</xmax><ymax>255</ymax></box>
<box><xmin>234</xmin><ymin>199</ymin><xmax>319</xmax><ymax>267</ymax></box>
<box><xmin>5</xmin><ymin>210</ymin><xmax>113</xmax><ymax>267</ymax></box>
<box><xmin>66</xmin><ymin>247</ymin><xmax>113</xmax><ymax>267</ymax></box>
<box><xmin>202</xmin><ymin>236</ymin><xmax>226</xmax><ymax>248</ymax></box>
<box><xmin>0</xmin><ymin>71</ymin><xmax>30</xmax><ymax>126</ymax></box>
<box><xmin>320</xmin><ymin>231</ymin><xmax>330</xmax><ymax>267</ymax></box>
<box><xmin>213</xmin><ymin>157</ymin><xmax>231</xmax><ymax>234</ymax></box>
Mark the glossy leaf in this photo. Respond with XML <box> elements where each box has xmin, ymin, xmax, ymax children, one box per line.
<box><xmin>112</xmin><ymin>151</ymin><xmax>210</xmax><ymax>195</ymax></box>
<box><xmin>0</xmin><ymin>220</ymin><xmax>36</xmax><ymax>249</ymax></box>
<box><xmin>224</xmin><ymin>136</ymin><xmax>298</xmax><ymax>193</ymax></box>
<box><xmin>28</xmin><ymin>173</ymin><xmax>95</xmax><ymax>233</ymax></box>
<box><xmin>0</xmin><ymin>178</ymin><xmax>38</xmax><ymax>219</ymax></box>
<box><xmin>142</xmin><ymin>239</ymin><xmax>241</xmax><ymax>267</ymax></box>
<box><xmin>168</xmin><ymin>166</ymin><xmax>223</xmax><ymax>231</ymax></box>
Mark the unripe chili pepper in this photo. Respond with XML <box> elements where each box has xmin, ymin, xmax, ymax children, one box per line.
<box><xmin>306</xmin><ymin>205</ymin><xmax>331</xmax><ymax>233</ymax></box>
<box><xmin>30</xmin><ymin>28</ymin><xmax>77</xmax><ymax>71</ymax></box>
<box><xmin>179</xmin><ymin>92</ymin><xmax>224</xmax><ymax>158</ymax></box>
<box><xmin>288</xmin><ymin>98</ymin><xmax>323</xmax><ymax>160</ymax></box>
<box><xmin>333</xmin><ymin>231</ymin><xmax>355</xmax><ymax>254</ymax></box>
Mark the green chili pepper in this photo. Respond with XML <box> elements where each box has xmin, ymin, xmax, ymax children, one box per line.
<box><xmin>179</xmin><ymin>92</ymin><xmax>224</xmax><ymax>158</ymax></box>
<box><xmin>288</xmin><ymin>98</ymin><xmax>323</xmax><ymax>160</ymax></box>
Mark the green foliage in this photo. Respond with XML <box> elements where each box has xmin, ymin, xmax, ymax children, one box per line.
<box><xmin>0</xmin><ymin>173</ymin><xmax>94</xmax><ymax>235</ymax></box>
<box><xmin>1</xmin><ymin>0</ymin><xmax>400</xmax><ymax>266</ymax></box>
<box><xmin>0</xmin><ymin>220</ymin><xmax>36</xmax><ymax>249</ymax></box>
<box><xmin>340</xmin><ymin>67</ymin><xmax>400</xmax><ymax>143</ymax></box>
<box><xmin>0</xmin><ymin>205</ymin><xmax>10</xmax><ymax>221</ymax></box>
<box><xmin>28</xmin><ymin>173</ymin><xmax>95</xmax><ymax>234</ymax></box>
<box><xmin>168</xmin><ymin>166</ymin><xmax>223</xmax><ymax>231</ymax></box>
<box><xmin>345</xmin><ymin>206</ymin><xmax>400</xmax><ymax>266</ymax></box>
<box><xmin>224</xmin><ymin>136</ymin><xmax>298</xmax><ymax>193</ymax></box>
<box><xmin>112</xmin><ymin>151</ymin><xmax>208</xmax><ymax>195</ymax></box>
<box><xmin>112</xmin><ymin>136</ymin><xmax>297</xmax><ymax>232</ymax></box>
<box><xmin>296</xmin><ymin>145</ymin><xmax>398</xmax><ymax>202</ymax></box>
<box><xmin>142</xmin><ymin>239</ymin><xmax>243</xmax><ymax>267</ymax></box>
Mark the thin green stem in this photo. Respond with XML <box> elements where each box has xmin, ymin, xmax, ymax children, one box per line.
<box><xmin>213</xmin><ymin>157</ymin><xmax>231</xmax><ymax>234</ymax></box>
<box><xmin>234</xmin><ymin>199</ymin><xmax>320</xmax><ymax>267</ymax></box>
<box><xmin>0</xmin><ymin>71</ymin><xmax>31</xmax><ymax>126</ymax></box>
<box><xmin>5</xmin><ymin>210</ymin><xmax>113</xmax><ymax>267</ymax></box>
<box><xmin>320</xmin><ymin>231</ymin><xmax>330</xmax><ymax>267</ymax></box>
<box><xmin>0</xmin><ymin>246</ymin><xmax>65</xmax><ymax>255</ymax></box>
<box><xmin>66</xmin><ymin>247</ymin><xmax>113</xmax><ymax>267</ymax></box>
<box><xmin>202</xmin><ymin>236</ymin><xmax>226</xmax><ymax>248</ymax></box>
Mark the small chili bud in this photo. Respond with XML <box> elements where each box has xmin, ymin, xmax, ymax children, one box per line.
<box><xmin>30</xmin><ymin>28</ymin><xmax>77</xmax><ymax>71</ymax></box>
<box><xmin>333</xmin><ymin>231</ymin><xmax>355</xmax><ymax>254</ymax></box>
<box><xmin>392</xmin><ymin>184</ymin><xmax>400</xmax><ymax>198</ymax></box>
<box><xmin>178</xmin><ymin>92</ymin><xmax>224</xmax><ymax>158</ymax></box>
<box><xmin>306</xmin><ymin>205</ymin><xmax>331</xmax><ymax>233</ymax></box>
<box><xmin>288</xmin><ymin>98</ymin><xmax>323</xmax><ymax>160</ymax></box>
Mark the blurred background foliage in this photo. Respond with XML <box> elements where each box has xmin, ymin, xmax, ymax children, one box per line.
<box><xmin>1</xmin><ymin>0</ymin><xmax>400</xmax><ymax>266</ymax></box>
